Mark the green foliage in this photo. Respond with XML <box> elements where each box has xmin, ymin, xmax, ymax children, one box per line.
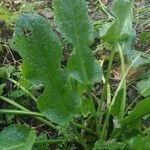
<box><xmin>0</xmin><ymin>0</ymin><xmax>149</xmax><ymax>149</ymax></box>
<box><xmin>33</xmin><ymin>133</ymin><xmax>49</xmax><ymax>150</ymax></box>
<box><xmin>137</xmin><ymin>78</ymin><xmax>150</xmax><ymax>97</ymax></box>
<box><xmin>82</xmin><ymin>97</ymin><xmax>95</xmax><ymax>117</ymax></box>
<box><xmin>0</xmin><ymin>5</ymin><xmax>13</xmax><ymax>21</ymax></box>
<box><xmin>122</xmin><ymin>97</ymin><xmax>150</xmax><ymax>126</ymax></box>
<box><xmin>0</xmin><ymin>124</ymin><xmax>36</xmax><ymax>150</ymax></box>
<box><xmin>12</xmin><ymin>0</ymin><xmax>102</xmax><ymax>126</ymax></box>
<box><xmin>13</xmin><ymin>13</ymin><xmax>81</xmax><ymax>125</ymax></box>
<box><xmin>126</xmin><ymin>135</ymin><xmax>150</xmax><ymax>150</ymax></box>
<box><xmin>120</xmin><ymin>7</ymin><xmax>150</xmax><ymax>69</ymax></box>
<box><xmin>139</xmin><ymin>32</ymin><xmax>150</xmax><ymax>45</ymax></box>
<box><xmin>101</xmin><ymin>0</ymin><xmax>150</xmax><ymax>69</ymax></box>
<box><xmin>0</xmin><ymin>66</ymin><xmax>16</xmax><ymax>78</ymax></box>
<box><xmin>54</xmin><ymin>0</ymin><xmax>102</xmax><ymax>85</ymax></box>
<box><xmin>111</xmin><ymin>88</ymin><xmax>125</xmax><ymax>121</ymax></box>
<box><xmin>54</xmin><ymin>0</ymin><xmax>93</xmax><ymax>46</ymax></box>
<box><xmin>0</xmin><ymin>84</ymin><xmax>5</xmax><ymax>95</ymax></box>
<box><xmin>93</xmin><ymin>139</ymin><xmax>125</xmax><ymax>150</ymax></box>
<box><xmin>103</xmin><ymin>0</ymin><xmax>133</xmax><ymax>43</ymax></box>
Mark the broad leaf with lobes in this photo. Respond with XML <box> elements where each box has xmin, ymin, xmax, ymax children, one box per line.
<box><xmin>13</xmin><ymin>13</ymin><xmax>81</xmax><ymax>125</ymax></box>
<box><xmin>13</xmin><ymin>0</ymin><xmax>102</xmax><ymax>125</ymax></box>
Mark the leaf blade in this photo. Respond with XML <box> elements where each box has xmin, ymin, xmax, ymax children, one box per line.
<box><xmin>122</xmin><ymin>97</ymin><xmax>150</xmax><ymax>126</ymax></box>
<box><xmin>54</xmin><ymin>0</ymin><xmax>102</xmax><ymax>84</ymax></box>
<box><xmin>54</xmin><ymin>0</ymin><xmax>93</xmax><ymax>46</ymax></box>
<box><xmin>0</xmin><ymin>124</ymin><xmax>36</xmax><ymax>150</ymax></box>
<box><xmin>103</xmin><ymin>0</ymin><xmax>133</xmax><ymax>43</ymax></box>
<box><xmin>13</xmin><ymin>13</ymin><xmax>81</xmax><ymax>125</ymax></box>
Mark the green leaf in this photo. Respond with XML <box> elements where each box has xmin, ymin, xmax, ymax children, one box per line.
<box><xmin>82</xmin><ymin>97</ymin><xmax>94</xmax><ymax>117</ymax></box>
<box><xmin>54</xmin><ymin>0</ymin><xmax>102</xmax><ymax>85</ymax></box>
<box><xmin>0</xmin><ymin>66</ymin><xmax>16</xmax><ymax>78</ymax></box>
<box><xmin>54</xmin><ymin>0</ymin><xmax>93</xmax><ymax>46</ymax></box>
<box><xmin>139</xmin><ymin>32</ymin><xmax>150</xmax><ymax>44</ymax></box>
<box><xmin>122</xmin><ymin>31</ymin><xmax>150</xmax><ymax>69</ymax></box>
<box><xmin>0</xmin><ymin>124</ymin><xmax>36</xmax><ymax>150</ymax></box>
<box><xmin>13</xmin><ymin>13</ymin><xmax>81</xmax><ymax>125</ymax></box>
<box><xmin>122</xmin><ymin>97</ymin><xmax>150</xmax><ymax>126</ymax></box>
<box><xmin>0</xmin><ymin>5</ymin><xmax>16</xmax><ymax>22</ymax></box>
<box><xmin>99</xmin><ymin>22</ymin><xmax>113</xmax><ymax>38</ymax></box>
<box><xmin>125</xmin><ymin>48</ymin><xmax>150</xmax><ymax>69</ymax></box>
<box><xmin>137</xmin><ymin>78</ymin><xmax>150</xmax><ymax>97</ymax></box>
<box><xmin>0</xmin><ymin>67</ymin><xmax>8</xmax><ymax>78</ymax></box>
<box><xmin>68</xmin><ymin>46</ymin><xmax>102</xmax><ymax>85</ymax></box>
<box><xmin>111</xmin><ymin>88</ymin><xmax>125</xmax><ymax>121</ymax></box>
<box><xmin>120</xmin><ymin>3</ymin><xmax>150</xmax><ymax>69</ymax></box>
<box><xmin>93</xmin><ymin>139</ymin><xmax>125</xmax><ymax>150</ymax></box>
<box><xmin>100</xmin><ymin>0</ymin><xmax>150</xmax><ymax>69</ymax></box>
<box><xmin>0</xmin><ymin>84</ymin><xmax>5</xmax><ymax>95</ymax></box>
<box><xmin>127</xmin><ymin>135</ymin><xmax>150</xmax><ymax>150</ymax></box>
<box><xmin>33</xmin><ymin>133</ymin><xmax>49</xmax><ymax>150</ymax></box>
<box><xmin>103</xmin><ymin>0</ymin><xmax>133</xmax><ymax>43</ymax></box>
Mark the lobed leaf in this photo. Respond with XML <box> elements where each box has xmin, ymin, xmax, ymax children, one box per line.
<box><xmin>13</xmin><ymin>13</ymin><xmax>81</xmax><ymax>125</ymax></box>
<box><xmin>0</xmin><ymin>124</ymin><xmax>36</xmax><ymax>150</ymax></box>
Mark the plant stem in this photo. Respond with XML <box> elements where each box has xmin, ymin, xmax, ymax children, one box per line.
<box><xmin>98</xmin><ymin>0</ymin><xmax>115</xmax><ymax>19</ymax></box>
<box><xmin>35</xmin><ymin>139</ymin><xmax>66</xmax><ymax>144</ymax></box>
<box><xmin>110</xmin><ymin>55</ymin><xmax>140</xmax><ymax>109</ymax></box>
<box><xmin>125</xmin><ymin>86</ymin><xmax>149</xmax><ymax>114</ymax></box>
<box><xmin>100</xmin><ymin>80</ymin><xmax>112</xmax><ymax>140</ymax></box>
<box><xmin>100</xmin><ymin>110</ymin><xmax>110</xmax><ymax>139</ymax></box>
<box><xmin>75</xmin><ymin>128</ymin><xmax>90</xmax><ymax>150</ymax></box>
<box><xmin>95</xmin><ymin>44</ymin><xmax>116</xmax><ymax>138</ymax></box>
<box><xmin>7</xmin><ymin>78</ymin><xmax>37</xmax><ymax>102</ymax></box>
<box><xmin>101</xmin><ymin>51</ymin><xmax>141</xmax><ymax>137</ymax></box>
<box><xmin>101</xmin><ymin>43</ymin><xmax>127</xmax><ymax>139</ymax></box>
<box><xmin>96</xmin><ymin>44</ymin><xmax>116</xmax><ymax>116</ymax></box>
<box><xmin>118</xmin><ymin>43</ymin><xmax>126</xmax><ymax>120</ymax></box>
<box><xmin>0</xmin><ymin>95</ymin><xmax>29</xmax><ymax>111</ymax></box>
<box><xmin>0</xmin><ymin>109</ymin><xmax>44</xmax><ymax>117</ymax></box>
<box><xmin>0</xmin><ymin>95</ymin><xmax>58</xmax><ymax>130</ymax></box>
<box><xmin>106</xmin><ymin>83</ymin><xmax>111</xmax><ymax>106</ymax></box>
<box><xmin>72</xmin><ymin>122</ymin><xmax>97</xmax><ymax>135</ymax></box>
